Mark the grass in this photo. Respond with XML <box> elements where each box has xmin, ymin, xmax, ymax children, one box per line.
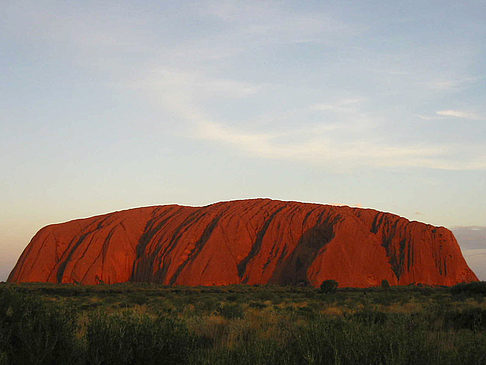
<box><xmin>1</xmin><ymin>282</ymin><xmax>486</xmax><ymax>364</ymax></box>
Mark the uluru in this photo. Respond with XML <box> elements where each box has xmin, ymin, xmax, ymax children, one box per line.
<box><xmin>8</xmin><ymin>199</ymin><xmax>477</xmax><ymax>287</ymax></box>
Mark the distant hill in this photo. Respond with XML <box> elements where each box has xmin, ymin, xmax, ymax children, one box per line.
<box><xmin>9</xmin><ymin>199</ymin><xmax>477</xmax><ymax>287</ymax></box>
<box><xmin>453</xmin><ymin>226</ymin><xmax>486</xmax><ymax>280</ymax></box>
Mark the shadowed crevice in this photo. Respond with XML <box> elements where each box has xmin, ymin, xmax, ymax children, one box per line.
<box><xmin>56</xmin><ymin>233</ymin><xmax>90</xmax><ymax>283</ymax></box>
<box><xmin>78</xmin><ymin>226</ymin><xmax>118</xmax><ymax>284</ymax></box>
<box><xmin>372</xmin><ymin>214</ymin><xmax>409</xmax><ymax>281</ymax></box>
<box><xmin>130</xmin><ymin>207</ymin><xmax>181</xmax><ymax>282</ymax></box>
<box><xmin>383</xmin><ymin>236</ymin><xmax>407</xmax><ymax>280</ymax></box>
<box><xmin>370</xmin><ymin>213</ymin><xmax>383</xmax><ymax>234</ymax></box>
<box><xmin>168</xmin><ymin>215</ymin><xmax>222</xmax><ymax>285</ymax></box>
<box><xmin>152</xmin><ymin>210</ymin><xmax>207</xmax><ymax>282</ymax></box>
<box><xmin>56</xmin><ymin>215</ymin><xmax>118</xmax><ymax>283</ymax></box>
<box><xmin>153</xmin><ymin>210</ymin><xmax>215</xmax><ymax>282</ymax></box>
<box><xmin>270</xmin><ymin>212</ymin><xmax>340</xmax><ymax>285</ymax></box>
<box><xmin>237</xmin><ymin>206</ymin><xmax>286</xmax><ymax>281</ymax></box>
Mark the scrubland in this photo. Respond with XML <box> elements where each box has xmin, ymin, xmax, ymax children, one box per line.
<box><xmin>1</xmin><ymin>282</ymin><xmax>486</xmax><ymax>364</ymax></box>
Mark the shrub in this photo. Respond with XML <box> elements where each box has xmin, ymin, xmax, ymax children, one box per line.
<box><xmin>451</xmin><ymin>281</ymin><xmax>486</xmax><ymax>296</ymax></box>
<box><xmin>216</xmin><ymin>303</ymin><xmax>244</xmax><ymax>319</ymax></box>
<box><xmin>86</xmin><ymin>310</ymin><xmax>194</xmax><ymax>365</ymax></box>
<box><xmin>291</xmin><ymin>314</ymin><xmax>438</xmax><ymax>364</ymax></box>
<box><xmin>0</xmin><ymin>352</ymin><xmax>7</xmax><ymax>365</ymax></box>
<box><xmin>249</xmin><ymin>302</ymin><xmax>266</xmax><ymax>309</ymax></box>
<box><xmin>320</xmin><ymin>280</ymin><xmax>338</xmax><ymax>293</ymax></box>
<box><xmin>195</xmin><ymin>296</ymin><xmax>218</xmax><ymax>314</ymax></box>
<box><xmin>127</xmin><ymin>292</ymin><xmax>147</xmax><ymax>305</ymax></box>
<box><xmin>381</xmin><ymin>279</ymin><xmax>390</xmax><ymax>289</ymax></box>
<box><xmin>443</xmin><ymin>308</ymin><xmax>486</xmax><ymax>331</ymax></box>
<box><xmin>226</xmin><ymin>294</ymin><xmax>238</xmax><ymax>302</ymax></box>
<box><xmin>349</xmin><ymin>310</ymin><xmax>388</xmax><ymax>325</ymax></box>
<box><xmin>0</xmin><ymin>288</ymin><xmax>79</xmax><ymax>365</ymax></box>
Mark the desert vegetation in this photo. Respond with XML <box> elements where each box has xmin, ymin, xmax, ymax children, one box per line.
<box><xmin>1</xmin><ymin>282</ymin><xmax>486</xmax><ymax>364</ymax></box>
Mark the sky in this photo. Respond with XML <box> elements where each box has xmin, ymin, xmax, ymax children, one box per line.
<box><xmin>1</xmin><ymin>1</ymin><xmax>485</xmax><ymax>281</ymax></box>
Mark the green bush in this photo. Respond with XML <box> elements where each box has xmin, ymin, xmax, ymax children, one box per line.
<box><xmin>443</xmin><ymin>308</ymin><xmax>486</xmax><ymax>331</ymax></box>
<box><xmin>127</xmin><ymin>292</ymin><xmax>147</xmax><ymax>305</ymax></box>
<box><xmin>197</xmin><ymin>336</ymin><xmax>286</xmax><ymax>365</ymax></box>
<box><xmin>248</xmin><ymin>301</ymin><xmax>266</xmax><ymax>309</ymax></box>
<box><xmin>216</xmin><ymin>303</ymin><xmax>244</xmax><ymax>319</ymax></box>
<box><xmin>86</xmin><ymin>310</ymin><xmax>194</xmax><ymax>365</ymax></box>
<box><xmin>0</xmin><ymin>288</ymin><xmax>79</xmax><ymax>365</ymax></box>
<box><xmin>348</xmin><ymin>310</ymin><xmax>389</xmax><ymax>325</ymax></box>
<box><xmin>320</xmin><ymin>280</ymin><xmax>338</xmax><ymax>293</ymax></box>
<box><xmin>290</xmin><ymin>314</ymin><xmax>438</xmax><ymax>364</ymax></box>
<box><xmin>451</xmin><ymin>281</ymin><xmax>486</xmax><ymax>296</ymax></box>
<box><xmin>0</xmin><ymin>352</ymin><xmax>7</xmax><ymax>365</ymax></box>
<box><xmin>194</xmin><ymin>296</ymin><xmax>218</xmax><ymax>314</ymax></box>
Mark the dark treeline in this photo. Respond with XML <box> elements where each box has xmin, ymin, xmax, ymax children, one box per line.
<box><xmin>1</xmin><ymin>283</ymin><xmax>486</xmax><ymax>364</ymax></box>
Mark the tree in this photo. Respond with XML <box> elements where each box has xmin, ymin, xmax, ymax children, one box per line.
<box><xmin>381</xmin><ymin>279</ymin><xmax>390</xmax><ymax>289</ymax></box>
<box><xmin>320</xmin><ymin>280</ymin><xmax>338</xmax><ymax>293</ymax></box>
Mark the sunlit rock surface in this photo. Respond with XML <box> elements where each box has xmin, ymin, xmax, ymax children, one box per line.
<box><xmin>8</xmin><ymin>199</ymin><xmax>478</xmax><ymax>287</ymax></box>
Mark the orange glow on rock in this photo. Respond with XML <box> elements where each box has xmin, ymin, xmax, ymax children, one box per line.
<box><xmin>8</xmin><ymin>199</ymin><xmax>478</xmax><ymax>287</ymax></box>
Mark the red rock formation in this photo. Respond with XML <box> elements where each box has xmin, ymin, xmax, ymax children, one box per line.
<box><xmin>8</xmin><ymin>199</ymin><xmax>478</xmax><ymax>287</ymax></box>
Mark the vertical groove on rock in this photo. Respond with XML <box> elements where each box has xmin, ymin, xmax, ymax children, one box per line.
<box><xmin>131</xmin><ymin>207</ymin><xmax>181</xmax><ymax>282</ymax></box>
<box><xmin>237</xmin><ymin>206</ymin><xmax>286</xmax><ymax>281</ymax></box>
<box><xmin>271</xmin><ymin>210</ymin><xmax>338</xmax><ymax>285</ymax></box>
<box><xmin>56</xmin><ymin>232</ymin><xmax>90</xmax><ymax>283</ymax></box>
<box><xmin>169</xmin><ymin>215</ymin><xmax>221</xmax><ymax>285</ymax></box>
<box><xmin>152</xmin><ymin>209</ymin><xmax>203</xmax><ymax>282</ymax></box>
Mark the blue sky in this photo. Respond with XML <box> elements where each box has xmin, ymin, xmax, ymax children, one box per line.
<box><xmin>1</xmin><ymin>1</ymin><xmax>485</xmax><ymax>280</ymax></box>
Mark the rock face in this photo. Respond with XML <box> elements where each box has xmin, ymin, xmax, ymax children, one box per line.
<box><xmin>8</xmin><ymin>199</ymin><xmax>478</xmax><ymax>287</ymax></box>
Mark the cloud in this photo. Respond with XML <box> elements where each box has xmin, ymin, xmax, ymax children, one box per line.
<box><xmin>428</xmin><ymin>76</ymin><xmax>483</xmax><ymax>91</ymax></box>
<box><xmin>415</xmin><ymin>114</ymin><xmax>440</xmax><ymax>121</ymax></box>
<box><xmin>132</xmin><ymin>67</ymin><xmax>486</xmax><ymax>171</ymax></box>
<box><xmin>430</xmin><ymin>80</ymin><xmax>458</xmax><ymax>90</ymax></box>
<box><xmin>205</xmin><ymin>0</ymin><xmax>361</xmax><ymax>45</ymax></box>
<box><xmin>187</xmin><ymin>73</ymin><xmax>257</xmax><ymax>98</ymax></box>
<box><xmin>62</xmin><ymin>0</ymin><xmax>479</xmax><ymax>173</ymax></box>
<box><xmin>142</xmin><ymin>69</ymin><xmax>260</xmax><ymax>99</ymax></box>
<box><xmin>310</xmin><ymin>98</ymin><xmax>365</xmax><ymax>112</ymax></box>
<box><xmin>132</xmin><ymin>68</ymin><xmax>261</xmax><ymax>126</ymax></box>
<box><xmin>436</xmin><ymin>110</ymin><xmax>482</xmax><ymax>120</ymax></box>
<box><xmin>195</xmin><ymin>120</ymin><xmax>486</xmax><ymax>170</ymax></box>
<box><xmin>416</xmin><ymin>110</ymin><xmax>484</xmax><ymax>121</ymax></box>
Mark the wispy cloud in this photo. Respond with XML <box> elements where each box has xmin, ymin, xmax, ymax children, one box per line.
<box><xmin>416</xmin><ymin>110</ymin><xmax>484</xmax><ymax>121</ymax></box>
<box><xmin>205</xmin><ymin>1</ymin><xmax>361</xmax><ymax>45</ymax></box>
<box><xmin>428</xmin><ymin>76</ymin><xmax>483</xmax><ymax>91</ymax></box>
<box><xmin>28</xmin><ymin>0</ymin><xmax>481</xmax><ymax>173</ymax></box>
<box><xmin>134</xmin><ymin>67</ymin><xmax>486</xmax><ymax>171</ymax></box>
<box><xmin>134</xmin><ymin>68</ymin><xmax>261</xmax><ymax>110</ymax></box>
<box><xmin>195</xmin><ymin>120</ymin><xmax>486</xmax><ymax>170</ymax></box>
<box><xmin>155</xmin><ymin>69</ymin><xmax>260</xmax><ymax>99</ymax></box>
<box><xmin>416</xmin><ymin>114</ymin><xmax>442</xmax><ymax>121</ymax></box>
<box><xmin>310</xmin><ymin>98</ymin><xmax>365</xmax><ymax>112</ymax></box>
<box><xmin>197</xmin><ymin>120</ymin><xmax>432</xmax><ymax>166</ymax></box>
<box><xmin>436</xmin><ymin>110</ymin><xmax>482</xmax><ymax>120</ymax></box>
